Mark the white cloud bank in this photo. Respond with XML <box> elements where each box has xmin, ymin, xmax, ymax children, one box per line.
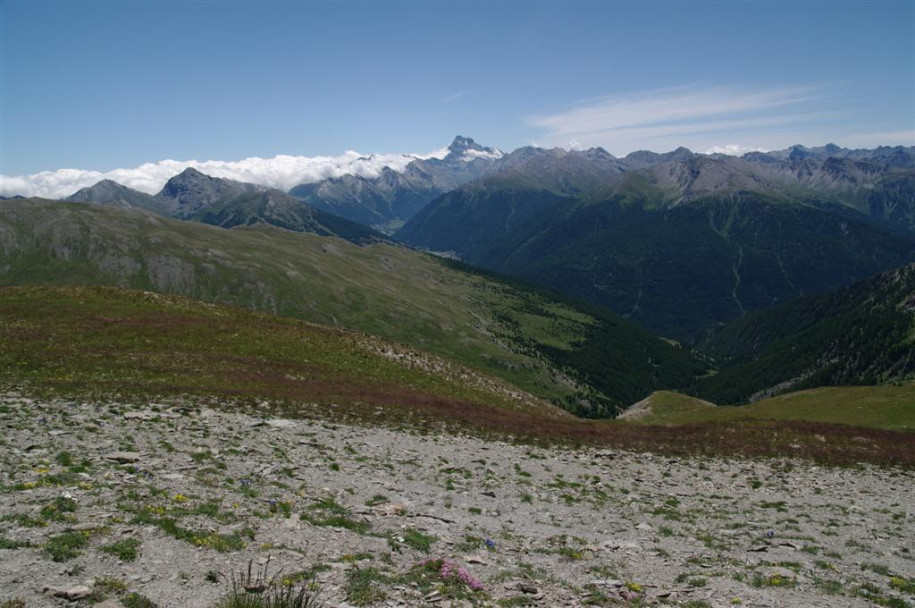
<box><xmin>527</xmin><ymin>85</ymin><xmax>915</xmax><ymax>156</ymax></box>
<box><xmin>0</xmin><ymin>149</ymin><xmax>448</xmax><ymax>200</ymax></box>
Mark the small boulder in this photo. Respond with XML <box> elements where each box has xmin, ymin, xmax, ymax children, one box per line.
<box><xmin>45</xmin><ymin>585</ymin><xmax>92</xmax><ymax>600</ymax></box>
<box><xmin>105</xmin><ymin>451</ymin><xmax>141</xmax><ymax>463</ymax></box>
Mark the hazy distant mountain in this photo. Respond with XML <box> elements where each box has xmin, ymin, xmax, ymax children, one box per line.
<box><xmin>289</xmin><ymin>136</ymin><xmax>504</xmax><ymax>231</ymax></box>
<box><xmin>398</xmin><ymin>144</ymin><xmax>915</xmax><ymax>338</ymax></box>
<box><xmin>64</xmin><ymin>168</ymin><xmax>385</xmax><ymax>245</ymax></box>
<box><xmin>157</xmin><ymin>167</ymin><xmax>266</xmax><ymax>218</ymax></box>
<box><xmin>66</xmin><ymin>179</ymin><xmax>171</xmax><ymax>215</ymax></box>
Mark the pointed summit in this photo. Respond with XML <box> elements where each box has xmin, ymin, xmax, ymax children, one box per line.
<box><xmin>445</xmin><ymin>136</ymin><xmax>502</xmax><ymax>162</ymax></box>
<box><xmin>65</xmin><ymin>179</ymin><xmax>167</xmax><ymax>214</ymax></box>
<box><xmin>448</xmin><ymin>135</ymin><xmax>482</xmax><ymax>154</ymax></box>
<box><xmin>158</xmin><ymin>168</ymin><xmax>264</xmax><ymax>217</ymax></box>
<box><xmin>177</xmin><ymin>167</ymin><xmax>206</xmax><ymax>178</ymax></box>
<box><xmin>788</xmin><ymin>145</ymin><xmax>811</xmax><ymax>160</ymax></box>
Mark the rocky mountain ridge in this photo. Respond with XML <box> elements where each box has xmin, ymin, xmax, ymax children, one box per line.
<box><xmin>397</xmin><ymin>143</ymin><xmax>915</xmax><ymax>338</ymax></box>
<box><xmin>64</xmin><ymin>168</ymin><xmax>385</xmax><ymax>245</ymax></box>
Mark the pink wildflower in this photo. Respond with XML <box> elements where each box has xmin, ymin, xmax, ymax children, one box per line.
<box><xmin>439</xmin><ymin>559</ymin><xmax>483</xmax><ymax>591</ymax></box>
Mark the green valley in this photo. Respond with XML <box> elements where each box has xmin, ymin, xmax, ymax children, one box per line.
<box><xmin>0</xmin><ymin>199</ymin><xmax>704</xmax><ymax>416</ymax></box>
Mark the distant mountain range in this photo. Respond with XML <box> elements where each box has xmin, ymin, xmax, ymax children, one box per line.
<box><xmin>397</xmin><ymin>141</ymin><xmax>915</xmax><ymax>338</ymax></box>
<box><xmin>288</xmin><ymin>136</ymin><xmax>504</xmax><ymax>232</ymax></box>
<box><xmin>66</xmin><ymin>167</ymin><xmax>385</xmax><ymax>244</ymax></box>
<box><xmin>20</xmin><ymin>135</ymin><xmax>915</xmax><ymax>345</ymax></box>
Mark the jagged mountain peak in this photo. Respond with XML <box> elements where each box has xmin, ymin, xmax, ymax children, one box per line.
<box><xmin>159</xmin><ymin>167</ymin><xmax>260</xmax><ymax>195</ymax></box>
<box><xmin>448</xmin><ymin>135</ymin><xmax>483</xmax><ymax>154</ymax></box>
<box><xmin>445</xmin><ymin>135</ymin><xmax>502</xmax><ymax>162</ymax></box>
<box><xmin>166</xmin><ymin>166</ymin><xmax>216</xmax><ymax>185</ymax></box>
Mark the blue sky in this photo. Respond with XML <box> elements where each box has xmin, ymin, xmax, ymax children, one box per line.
<box><xmin>1</xmin><ymin>0</ymin><xmax>913</xmax><ymax>195</ymax></box>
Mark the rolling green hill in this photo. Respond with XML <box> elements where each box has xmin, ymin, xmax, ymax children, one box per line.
<box><xmin>2</xmin><ymin>285</ymin><xmax>910</xmax><ymax>466</ymax></box>
<box><xmin>619</xmin><ymin>388</ymin><xmax>915</xmax><ymax>432</ymax></box>
<box><xmin>0</xmin><ymin>285</ymin><xmax>567</xmax><ymax>422</ymax></box>
<box><xmin>0</xmin><ymin>198</ymin><xmax>705</xmax><ymax>416</ymax></box>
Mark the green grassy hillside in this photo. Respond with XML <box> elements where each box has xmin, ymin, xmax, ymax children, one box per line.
<box><xmin>619</xmin><ymin>387</ymin><xmax>915</xmax><ymax>432</ymax></box>
<box><xmin>0</xmin><ymin>199</ymin><xmax>705</xmax><ymax>416</ymax></box>
<box><xmin>2</xmin><ymin>286</ymin><xmax>911</xmax><ymax>466</ymax></box>
<box><xmin>0</xmin><ymin>285</ymin><xmax>566</xmax><ymax>422</ymax></box>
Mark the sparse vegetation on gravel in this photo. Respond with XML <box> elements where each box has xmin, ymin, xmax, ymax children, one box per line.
<box><xmin>1</xmin><ymin>390</ymin><xmax>913</xmax><ymax>607</ymax></box>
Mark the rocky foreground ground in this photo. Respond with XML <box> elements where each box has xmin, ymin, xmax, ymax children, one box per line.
<box><xmin>1</xmin><ymin>390</ymin><xmax>913</xmax><ymax>608</ymax></box>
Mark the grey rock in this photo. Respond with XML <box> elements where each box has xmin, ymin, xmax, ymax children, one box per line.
<box><xmin>44</xmin><ymin>585</ymin><xmax>91</xmax><ymax>600</ymax></box>
<box><xmin>105</xmin><ymin>451</ymin><xmax>141</xmax><ymax>463</ymax></box>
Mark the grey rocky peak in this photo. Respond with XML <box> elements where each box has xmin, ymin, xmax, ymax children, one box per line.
<box><xmin>445</xmin><ymin>135</ymin><xmax>501</xmax><ymax>160</ymax></box>
<box><xmin>65</xmin><ymin>179</ymin><xmax>168</xmax><ymax>215</ymax></box>
<box><xmin>156</xmin><ymin>167</ymin><xmax>265</xmax><ymax>217</ymax></box>
<box><xmin>290</xmin><ymin>135</ymin><xmax>505</xmax><ymax>231</ymax></box>
<box><xmin>56</xmin><ymin>168</ymin><xmax>382</xmax><ymax>244</ymax></box>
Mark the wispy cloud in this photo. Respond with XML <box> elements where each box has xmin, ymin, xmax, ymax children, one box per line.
<box><xmin>442</xmin><ymin>91</ymin><xmax>468</xmax><ymax>103</ymax></box>
<box><xmin>527</xmin><ymin>85</ymin><xmax>846</xmax><ymax>154</ymax></box>
<box><xmin>0</xmin><ymin>149</ymin><xmax>448</xmax><ymax>200</ymax></box>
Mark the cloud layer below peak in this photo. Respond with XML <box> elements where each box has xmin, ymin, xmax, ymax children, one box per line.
<box><xmin>0</xmin><ymin>150</ymin><xmax>444</xmax><ymax>200</ymax></box>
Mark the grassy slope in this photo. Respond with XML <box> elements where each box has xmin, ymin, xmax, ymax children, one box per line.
<box><xmin>621</xmin><ymin>388</ymin><xmax>915</xmax><ymax>432</ymax></box>
<box><xmin>2</xmin><ymin>285</ymin><xmax>912</xmax><ymax>467</ymax></box>
<box><xmin>0</xmin><ymin>285</ymin><xmax>565</xmax><ymax>422</ymax></box>
<box><xmin>0</xmin><ymin>199</ymin><xmax>704</xmax><ymax>415</ymax></box>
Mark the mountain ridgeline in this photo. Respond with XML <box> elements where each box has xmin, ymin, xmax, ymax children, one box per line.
<box><xmin>67</xmin><ymin>167</ymin><xmax>386</xmax><ymax>245</ymax></box>
<box><xmin>289</xmin><ymin>136</ymin><xmax>505</xmax><ymax>232</ymax></box>
<box><xmin>398</xmin><ymin>143</ymin><xmax>915</xmax><ymax>340</ymax></box>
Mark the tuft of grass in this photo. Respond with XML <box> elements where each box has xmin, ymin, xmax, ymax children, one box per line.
<box><xmin>122</xmin><ymin>592</ymin><xmax>160</xmax><ymax>608</ymax></box>
<box><xmin>344</xmin><ymin>567</ymin><xmax>388</xmax><ymax>606</ymax></box>
<box><xmin>45</xmin><ymin>531</ymin><xmax>89</xmax><ymax>562</ymax></box>
<box><xmin>300</xmin><ymin>498</ymin><xmax>370</xmax><ymax>534</ymax></box>
<box><xmin>94</xmin><ymin>576</ymin><xmax>128</xmax><ymax>594</ymax></box>
<box><xmin>129</xmin><ymin>509</ymin><xmax>250</xmax><ymax>552</ymax></box>
<box><xmin>890</xmin><ymin>576</ymin><xmax>915</xmax><ymax>593</ymax></box>
<box><xmin>364</xmin><ymin>495</ymin><xmax>387</xmax><ymax>507</ymax></box>
<box><xmin>399</xmin><ymin>529</ymin><xmax>436</xmax><ymax>553</ymax></box>
<box><xmin>557</xmin><ymin>546</ymin><xmax>584</xmax><ymax>560</ymax></box>
<box><xmin>216</xmin><ymin>559</ymin><xmax>323</xmax><ymax>608</ymax></box>
<box><xmin>0</xmin><ymin>535</ymin><xmax>32</xmax><ymax>549</ymax></box>
<box><xmin>40</xmin><ymin>496</ymin><xmax>78</xmax><ymax>522</ymax></box>
<box><xmin>752</xmin><ymin>573</ymin><xmax>796</xmax><ymax>588</ymax></box>
<box><xmin>100</xmin><ymin>537</ymin><xmax>141</xmax><ymax>562</ymax></box>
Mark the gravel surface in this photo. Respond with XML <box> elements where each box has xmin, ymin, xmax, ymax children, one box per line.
<box><xmin>1</xmin><ymin>390</ymin><xmax>913</xmax><ymax>608</ymax></box>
